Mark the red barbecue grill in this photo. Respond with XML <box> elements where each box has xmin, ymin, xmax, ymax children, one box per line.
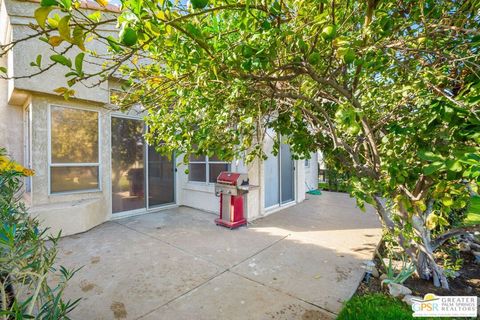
<box><xmin>214</xmin><ymin>171</ymin><xmax>249</xmax><ymax>229</ymax></box>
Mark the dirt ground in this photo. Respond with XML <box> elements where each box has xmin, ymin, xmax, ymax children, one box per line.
<box><xmin>356</xmin><ymin>250</ymin><xmax>480</xmax><ymax>298</ymax></box>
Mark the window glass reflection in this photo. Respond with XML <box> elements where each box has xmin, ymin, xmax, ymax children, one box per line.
<box><xmin>51</xmin><ymin>106</ymin><xmax>98</xmax><ymax>163</ymax></box>
<box><xmin>111</xmin><ymin>117</ymin><xmax>145</xmax><ymax>213</ymax></box>
<box><xmin>50</xmin><ymin>166</ymin><xmax>99</xmax><ymax>193</ymax></box>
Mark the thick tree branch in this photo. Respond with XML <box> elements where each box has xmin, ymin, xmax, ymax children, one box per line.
<box><xmin>432</xmin><ymin>225</ymin><xmax>480</xmax><ymax>250</ymax></box>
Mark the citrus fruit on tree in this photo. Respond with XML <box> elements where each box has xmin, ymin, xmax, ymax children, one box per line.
<box><xmin>120</xmin><ymin>27</ymin><xmax>138</xmax><ymax>47</ymax></box>
<box><xmin>191</xmin><ymin>0</ymin><xmax>208</xmax><ymax>9</ymax></box>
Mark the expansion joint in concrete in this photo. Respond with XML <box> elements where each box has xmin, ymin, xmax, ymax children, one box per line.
<box><xmin>114</xmin><ymin>222</ymin><xmax>340</xmax><ymax>318</ymax></box>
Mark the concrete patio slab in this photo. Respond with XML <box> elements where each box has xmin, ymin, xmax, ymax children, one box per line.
<box><xmin>56</xmin><ymin>222</ymin><xmax>223</xmax><ymax>320</ymax></box>
<box><xmin>231</xmin><ymin>194</ymin><xmax>381</xmax><ymax>312</ymax></box>
<box><xmin>56</xmin><ymin>192</ymin><xmax>382</xmax><ymax>319</ymax></box>
<box><xmin>116</xmin><ymin>206</ymin><xmax>286</xmax><ymax>269</ymax></box>
<box><xmin>141</xmin><ymin>272</ymin><xmax>335</xmax><ymax>320</ymax></box>
<box><xmin>231</xmin><ymin>234</ymin><xmax>372</xmax><ymax>312</ymax></box>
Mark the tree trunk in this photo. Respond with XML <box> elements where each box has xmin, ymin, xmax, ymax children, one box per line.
<box><xmin>373</xmin><ymin>197</ymin><xmax>450</xmax><ymax>289</ymax></box>
<box><xmin>415</xmin><ymin>249</ymin><xmax>449</xmax><ymax>289</ymax></box>
<box><xmin>416</xmin><ymin>251</ymin><xmax>430</xmax><ymax>280</ymax></box>
<box><xmin>412</xmin><ymin>216</ymin><xmax>450</xmax><ymax>289</ymax></box>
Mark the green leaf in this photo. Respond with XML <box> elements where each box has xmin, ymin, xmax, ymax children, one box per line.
<box><xmin>191</xmin><ymin>0</ymin><xmax>209</xmax><ymax>10</ymax></box>
<box><xmin>34</xmin><ymin>7</ymin><xmax>54</xmax><ymax>29</ymax></box>
<box><xmin>67</xmin><ymin>78</ymin><xmax>76</xmax><ymax>87</ymax></box>
<box><xmin>47</xmin><ymin>14</ymin><xmax>61</xmax><ymax>28</ymax></box>
<box><xmin>74</xmin><ymin>52</ymin><xmax>84</xmax><ymax>75</ymax></box>
<box><xmin>41</xmin><ymin>0</ymin><xmax>58</xmax><ymax>7</ymax></box>
<box><xmin>50</xmin><ymin>54</ymin><xmax>72</xmax><ymax>68</ymax></box>
<box><xmin>54</xmin><ymin>86</ymin><xmax>75</xmax><ymax>99</ymax></box>
<box><xmin>418</xmin><ymin>150</ymin><xmax>443</xmax><ymax>162</ymax></box>
<box><xmin>426</xmin><ymin>214</ymin><xmax>438</xmax><ymax>230</ymax></box>
<box><xmin>58</xmin><ymin>0</ymin><xmax>72</xmax><ymax>9</ymax></box>
<box><xmin>308</xmin><ymin>52</ymin><xmax>321</xmax><ymax>65</ymax></box>
<box><xmin>438</xmin><ymin>215</ymin><xmax>449</xmax><ymax>227</ymax></box>
<box><xmin>342</xmin><ymin>48</ymin><xmax>355</xmax><ymax>64</ymax></box>
<box><xmin>72</xmin><ymin>26</ymin><xmax>86</xmax><ymax>51</ymax></box>
<box><xmin>36</xmin><ymin>55</ymin><xmax>42</xmax><ymax>67</ymax></box>
<box><xmin>58</xmin><ymin>15</ymin><xmax>71</xmax><ymax>40</ymax></box>
<box><xmin>423</xmin><ymin>162</ymin><xmax>444</xmax><ymax>175</ymax></box>
<box><xmin>441</xmin><ymin>197</ymin><xmax>454</xmax><ymax>207</ymax></box>
<box><xmin>107</xmin><ymin>36</ymin><xmax>121</xmax><ymax>52</ymax></box>
<box><xmin>415</xmin><ymin>200</ymin><xmax>427</xmax><ymax>212</ymax></box>
<box><xmin>446</xmin><ymin>159</ymin><xmax>462</xmax><ymax>172</ymax></box>
<box><xmin>87</xmin><ymin>11</ymin><xmax>102</xmax><ymax>22</ymax></box>
<box><xmin>0</xmin><ymin>66</ymin><xmax>7</xmax><ymax>74</ymax></box>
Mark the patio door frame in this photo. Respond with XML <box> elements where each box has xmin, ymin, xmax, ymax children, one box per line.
<box><xmin>264</xmin><ymin>136</ymin><xmax>296</xmax><ymax>212</ymax></box>
<box><xmin>110</xmin><ymin>113</ymin><xmax>177</xmax><ymax>218</ymax></box>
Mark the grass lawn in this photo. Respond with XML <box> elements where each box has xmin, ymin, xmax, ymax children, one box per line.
<box><xmin>464</xmin><ymin>195</ymin><xmax>480</xmax><ymax>226</ymax></box>
<box><xmin>337</xmin><ymin>294</ymin><xmax>413</xmax><ymax>320</ymax></box>
<box><xmin>338</xmin><ymin>294</ymin><xmax>466</xmax><ymax>320</ymax></box>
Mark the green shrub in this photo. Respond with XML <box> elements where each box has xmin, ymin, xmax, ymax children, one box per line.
<box><xmin>464</xmin><ymin>195</ymin><xmax>480</xmax><ymax>226</ymax></box>
<box><xmin>318</xmin><ymin>169</ymin><xmax>349</xmax><ymax>193</ymax></box>
<box><xmin>447</xmin><ymin>196</ymin><xmax>471</xmax><ymax>227</ymax></box>
<box><xmin>0</xmin><ymin>148</ymin><xmax>80</xmax><ymax>318</ymax></box>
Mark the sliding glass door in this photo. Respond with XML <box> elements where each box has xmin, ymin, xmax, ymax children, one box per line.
<box><xmin>280</xmin><ymin>142</ymin><xmax>295</xmax><ymax>204</ymax></box>
<box><xmin>147</xmin><ymin>145</ymin><xmax>175</xmax><ymax>206</ymax></box>
<box><xmin>264</xmin><ymin>140</ymin><xmax>280</xmax><ymax>208</ymax></box>
<box><xmin>264</xmin><ymin>133</ymin><xmax>295</xmax><ymax>210</ymax></box>
<box><xmin>111</xmin><ymin>116</ymin><xmax>175</xmax><ymax>214</ymax></box>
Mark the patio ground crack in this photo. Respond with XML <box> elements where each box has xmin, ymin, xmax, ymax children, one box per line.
<box><xmin>113</xmin><ymin>221</ymin><xmax>339</xmax><ymax>318</ymax></box>
<box><xmin>112</xmin><ymin>220</ymin><xmax>224</xmax><ymax>268</ymax></box>
<box><xmin>133</xmin><ymin>233</ymin><xmax>290</xmax><ymax>319</ymax></box>
<box><xmin>229</xmin><ymin>270</ymin><xmax>338</xmax><ymax>317</ymax></box>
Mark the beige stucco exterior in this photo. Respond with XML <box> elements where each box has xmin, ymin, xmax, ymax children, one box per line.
<box><xmin>0</xmin><ymin>0</ymin><xmax>319</xmax><ymax>236</ymax></box>
<box><xmin>28</xmin><ymin>95</ymin><xmax>110</xmax><ymax>235</ymax></box>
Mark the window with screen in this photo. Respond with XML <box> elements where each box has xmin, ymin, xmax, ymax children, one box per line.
<box><xmin>49</xmin><ymin>106</ymin><xmax>100</xmax><ymax>193</ymax></box>
<box><xmin>188</xmin><ymin>154</ymin><xmax>230</xmax><ymax>183</ymax></box>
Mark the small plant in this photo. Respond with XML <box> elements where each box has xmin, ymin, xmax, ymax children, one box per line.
<box><xmin>378</xmin><ymin>255</ymin><xmax>416</xmax><ymax>286</ymax></box>
<box><xmin>438</xmin><ymin>246</ymin><xmax>464</xmax><ymax>279</ymax></box>
<box><xmin>0</xmin><ymin>148</ymin><xmax>80</xmax><ymax>318</ymax></box>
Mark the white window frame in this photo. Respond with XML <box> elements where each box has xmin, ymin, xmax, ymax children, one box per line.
<box><xmin>48</xmin><ymin>104</ymin><xmax>102</xmax><ymax>195</ymax></box>
<box><xmin>305</xmin><ymin>159</ymin><xmax>310</xmax><ymax>168</ymax></box>
<box><xmin>188</xmin><ymin>156</ymin><xmax>230</xmax><ymax>184</ymax></box>
<box><xmin>24</xmin><ymin>103</ymin><xmax>32</xmax><ymax>193</ymax></box>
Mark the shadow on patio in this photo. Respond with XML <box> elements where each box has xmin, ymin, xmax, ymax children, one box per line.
<box><xmin>54</xmin><ymin>191</ymin><xmax>382</xmax><ymax>320</ymax></box>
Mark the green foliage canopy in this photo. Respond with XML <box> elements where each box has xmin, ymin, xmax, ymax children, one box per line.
<box><xmin>2</xmin><ymin>0</ymin><xmax>480</xmax><ymax>288</ymax></box>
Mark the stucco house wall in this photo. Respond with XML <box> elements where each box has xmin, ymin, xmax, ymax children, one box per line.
<box><xmin>28</xmin><ymin>95</ymin><xmax>111</xmax><ymax>235</ymax></box>
<box><xmin>0</xmin><ymin>0</ymin><xmax>23</xmax><ymax>164</ymax></box>
<box><xmin>1</xmin><ymin>0</ymin><xmax>319</xmax><ymax>236</ymax></box>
